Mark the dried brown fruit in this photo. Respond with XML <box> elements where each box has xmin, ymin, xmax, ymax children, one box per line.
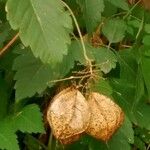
<box><xmin>47</xmin><ymin>87</ymin><xmax>90</xmax><ymax>143</ymax></box>
<box><xmin>60</xmin><ymin>134</ymin><xmax>81</xmax><ymax>145</ymax></box>
<box><xmin>86</xmin><ymin>92</ymin><xmax>124</xmax><ymax>141</ymax></box>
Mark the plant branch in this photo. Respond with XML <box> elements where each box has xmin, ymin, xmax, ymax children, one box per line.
<box><xmin>61</xmin><ymin>0</ymin><xmax>93</xmax><ymax>74</ymax></box>
<box><xmin>123</xmin><ymin>0</ymin><xmax>142</xmax><ymax>20</ymax></box>
<box><xmin>47</xmin><ymin>74</ymin><xmax>92</xmax><ymax>84</ymax></box>
<box><xmin>0</xmin><ymin>33</ymin><xmax>19</xmax><ymax>56</ymax></box>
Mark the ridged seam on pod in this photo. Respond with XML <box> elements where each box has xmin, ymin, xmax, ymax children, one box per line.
<box><xmin>86</xmin><ymin>92</ymin><xmax>124</xmax><ymax>141</ymax></box>
<box><xmin>47</xmin><ymin>87</ymin><xmax>90</xmax><ymax>143</ymax></box>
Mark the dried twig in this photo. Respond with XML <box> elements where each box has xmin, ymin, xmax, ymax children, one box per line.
<box><xmin>61</xmin><ymin>0</ymin><xmax>93</xmax><ymax>75</ymax></box>
<box><xmin>0</xmin><ymin>33</ymin><xmax>19</xmax><ymax>56</ymax></box>
<box><xmin>47</xmin><ymin>74</ymin><xmax>92</xmax><ymax>84</ymax></box>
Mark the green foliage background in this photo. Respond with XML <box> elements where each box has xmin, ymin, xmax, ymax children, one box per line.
<box><xmin>0</xmin><ymin>0</ymin><xmax>150</xmax><ymax>149</ymax></box>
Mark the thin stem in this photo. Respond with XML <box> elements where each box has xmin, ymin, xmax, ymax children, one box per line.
<box><xmin>0</xmin><ymin>33</ymin><xmax>19</xmax><ymax>56</ymax></box>
<box><xmin>136</xmin><ymin>13</ymin><xmax>144</xmax><ymax>40</ymax></box>
<box><xmin>47</xmin><ymin>74</ymin><xmax>91</xmax><ymax>84</ymax></box>
<box><xmin>121</xmin><ymin>44</ymin><xmax>132</xmax><ymax>48</ymax></box>
<box><xmin>123</xmin><ymin>0</ymin><xmax>142</xmax><ymax>20</ymax></box>
<box><xmin>147</xmin><ymin>144</ymin><xmax>150</xmax><ymax>150</ymax></box>
<box><xmin>48</xmin><ymin>132</ymin><xmax>53</xmax><ymax>150</ymax></box>
<box><xmin>107</xmin><ymin>42</ymin><xmax>111</xmax><ymax>50</ymax></box>
<box><xmin>26</xmin><ymin>134</ymin><xmax>48</xmax><ymax>150</ymax></box>
<box><xmin>61</xmin><ymin>0</ymin><xmax>93</xmax><ymax>74</ymax></box>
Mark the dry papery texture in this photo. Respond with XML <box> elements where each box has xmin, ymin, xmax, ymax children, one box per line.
<box><xmin>86</xmin><ymin>92</ymin><xmax>124</xmax><ymax>141</ymax></box>
<box><xmin>47</xmin><ymin>87</ymin><xmax>90</xmax><ymax>144</ymax></box>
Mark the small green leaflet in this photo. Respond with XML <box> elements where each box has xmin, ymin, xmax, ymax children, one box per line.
<box><xmin>106</xmin><ymin>0</ymin><xmax>129</xmax><ymax>11</ymax></box>
<box><xmin>13</xmin><ymin>41</ymin><xmax>117</xmax><ymax>101</ymax></box>
<box><xmin>13</xmin><ymin>45</ymin><xmax>76</xmax><ymax>100</ymax></box>
<box><xmin>89</xmin><ymin>122</ymin><xmax>132</xmax><ymax>150</ymax></box>
<box><xmin>0</xmin><ymin>78</ymin><xmax>8</xmax><ymax>120</ymax></box>
<box><xmin>135</xmin><ymin>102</ymin><xmax>150</xmax><ymax>130</ymax></box>
<box><xmin>90</xmin><ymin>78</ymin><xmax>113</xmax><ymax>96</ymax></box>
<box><xmin>119</xmin><ymin>116</ymin><xmax>134</xmax><ymax>144</ymax></box>
<box><xmin>92</xmin><ymin>47</ymin><xmax>117</xmax><ymax>73</ymax></box>
<box><xmin>141</xmin><ymin>55</ymin><xmax>150</xmax><ymax>98</ymax></box>
<box><xmin>13</xmin><ymin>104</ymin><xmax>45</xmax><ymax>133</ymax></box>
<box><xmin>77</xmin><ymin>0</ymin><xmax>104</xmax><ymax>33</ymax></box>
<box><xmin>0</xmin><ymin>104</ymin><xmax>44</xmax><ymax>150</ymax></box>
<box><xmin>13</xmin><ymin>49</ymin><xmax>56</xmax><ymax>100</ymax></box>
<box><xmin>118</xmin><ymin>49</ymin><xmax>136</xmax><ymax>82</ymax></box>
<box><xmin>134</xmin><ymin>136</ymin><xmax>146</xmax><ymax>150</ymax></box>
<box><xmin>0</xmin><ymin>119</ymin><xmax>19</xmax><ymax>150</ymax></box>
<box><xmin>69</xmin><ymin>41</ymin><xmax>117</xmax><ymax>73</ymax></box>
<box><xmin>143</xmin><ymin>35</ymin><xmax>150</xmax><ymax>46</ymax></box>
<box><xmin>6</xmin><ymin>0</ymin><xmax>72</xmax><ymax>64</ymax></box>
<box><xmin>102</xmin><ymin>18</ymin><xmax>127</xmax><ymax>44</ymax></box>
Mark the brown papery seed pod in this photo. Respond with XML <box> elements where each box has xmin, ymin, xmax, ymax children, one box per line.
<box><xmin>60</xmin><ymin>134</ymin><xmax>81</xmax><ymax>145</ymax></box>
<box><xmin>86</xmin><ymin>92</ymin><xmax>124</xmax><ymax>141</ymax></box>
<box><xmin>47</xmin><ymin>87</ymin><xmax>90</xmax><ymax>143</ymax></box>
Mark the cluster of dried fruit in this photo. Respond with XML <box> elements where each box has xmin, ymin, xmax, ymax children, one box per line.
<box><xmin>47</xmin><ymin>87</ymin><xmax>124</xmax><ymax>144</ymax></box>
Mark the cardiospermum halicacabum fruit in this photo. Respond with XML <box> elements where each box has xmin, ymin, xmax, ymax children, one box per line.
<box><xmin>47</xmin><ymin>87</ymin><xmax>91</xmax><ymax>144</ymax></box>
<box><xmin>86</xmin><ymin>92</ymin><xmax>124</xmax><ymax>141</ymax></box>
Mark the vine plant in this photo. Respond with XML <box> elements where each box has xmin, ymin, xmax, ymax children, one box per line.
<box><xmin>0</xmin><ymin>0</ymin><xmax>150</xmax><ymax>150</ymax></box>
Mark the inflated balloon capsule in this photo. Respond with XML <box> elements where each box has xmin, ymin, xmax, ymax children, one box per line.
<box><xmin>86</xmin><ymin>92</ymin><xmax>124</xmax><ymax>141</ymax></box>
<box><xmin>47</xmin><ymin>87</ymin><xmax>90</xmax><ymax>144</ymax></box>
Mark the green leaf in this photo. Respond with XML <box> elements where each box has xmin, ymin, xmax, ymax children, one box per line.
<box><xmin>92</xmin><ymin>47</ymin><xmax>117</xmax><ymax>73</ymax></box>
<box><xmin>134</xmin><ymin>136</ymin><xmax>146</xmax><ymax>150</ymax></box>
<box><xmin>0</xmin><ymin>78</ymin><xmax>8</xmax><ymax>120</ymax></box>
<box><xmin>135</xmin><ymin>128</ymin><xmax>150</xmax><ymax>144</ymax></box>
<box><xmin>24</xmin><ymin>134</ymin><xmax>46</xmax><ymax>150</ymax></box>
<box><xmin>118</xmin><ymin>49</ymin><xmax>144</xmax><ymax>108</ymax></box>
<box><xmin>119</xmin><ymin>116</ymin><xmax>134</xmax><ymax>144</ymax></box>
<box><xmin>69</xmin><ymin>41</ymin><xmax>117</xmax><ymax>73</ymax></box>
<box><xmin>89</xmin><ymin>128</ymin><xmax>131</xmax><ymax>150</ymax></box>
<box><xmin>66</xmin><ymin>41</ymin><xmax>86</xmax><ymax>64</ymax></box>
<box><xmin>134</xmin><ymin>67</ymin><xmax>145</xmax><ymax>108</ymax></box>
<box><xmin>13</xmin><ymin>49</ymin><xmax>55</xmax><ymax>100</ymax></box>
<box><xmin>143</xmin><ymin>35</ymin><xmax>150</xmax><ymax>46</ymax></box>
<box><xmin>144</xmin><ymin>24</ymin><xmax>150</xmax><ymax>34</ymax></box>
<box><xmin>102</xmin><ymin>18</ymin><xmax>127</xmax><ymax>43</ymax></box>
<box><xmin>135</xmin><ymin>102</ymin><xmax>150</xmax><ymax>130</ymax></box>
<box><xmin>141</xmin><ymin>55</ymin><xmax>150</xmax><ymax>98</ymax></box>
<box><xmin>0</xmin><ymin>104</ymin><xmax>44</xmax><ymax>150</ymax></box>
<box><xmin>118</xmin><ymin>49</ymin><xmax>137</xmax><ymax>82</ymax></box>
<box><xmin>6</xmin><ymin>0</ymin><xmax>72</xmax><ymax>64</ymax></box>
<box><xmin>0</xmin><ymin>48</ymin><xmax>17</xmax><ymax>72</ymax></box>
<box><xmin>90</xmin><ymin>78</ymin><xmax>113</xmax><ymax>96</ymax></box>
<box><xmin>102</xmin><ymin>1</ymin><xmax>117</xmax><ymax>17</ymax></box>
<box><xmin>13</xmin><ymin>45</ymin><xmax>76</xmax><ymax>100</ymax></box>
<box><xmin>0</xmin><ymin>22</ymin><xmax>10</xmax><ymax>47</ymax></box>
<box><xmin>0</xmin><ymin>119</ymin><xmax>19</xmax><ymax>150</ymax></box>
<box><xmin>77</xmin><ymin>0</ymin><xmax>104</xmax><ymax>32</ymax></box>
<box><xmin>13</xmin><ymin>104</ymin><xmax>45</xmax><ymax>133</ymax></box>
<box><xmin>111</xmin><ymin>78</ymin><xmax>137</xmax><ymax>122</ymax></box>
<box><xmin>106</xmin><ymin>0</ymin><xmax>129</xmax><ymax>11</ymax></box>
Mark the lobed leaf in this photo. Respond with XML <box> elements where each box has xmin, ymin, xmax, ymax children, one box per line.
<box><xmin>102</xmin><ymin>18</ymin><xmax>127</xmax><ymax>43</ymax></box>
<box><xmin>77</xmin><ymin>0</ymin><xmax>104</xmax><ymax>33</ymax></box>
<box><xmin>13</xmin><ymin>44</ymin><xmax>77</xmax><ymax>100</ymax></box>
<box><xmin>0</xmin><ymin>119</ymin><xmax>19</xmax><ymax>150</ymax></box>
<box><xmin>13</xmin><ymin>104</ymin><xmax>45</xmax><ymax>133</ymax></box>
<box><xmin>0</xmin><ymin>104</ymin><xmax>44</xmax><ymax>150</ymax></box>
<box><xmin>6</xmin><ymin>0</ymin><xmax>73</xmax><ymax>64</ymax></box>
<box><xmin>89</xmin><ymin>129</ymin><xmax>131</xmax><ymax>150</ymax></box>
<box><xmin>106</xmin><ymin>0</ymin><xmax>129</xmax><ymax>10</ymax></box>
